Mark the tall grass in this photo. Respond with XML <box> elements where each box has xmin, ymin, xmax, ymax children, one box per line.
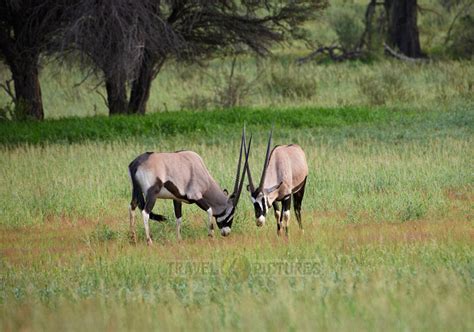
<box><xmin>1</xmin><ymin>107</ymin><xmax>472</xmax><ymax>330</ymax></box>
<box><xmin>1</xmin><ymin>59</ymin><xmax>472</xmax><ymax>119</ymax></box>
<box><xmin>0</xmin><ymin>106</ymin><xmax>472</xmax><ymax>227</ymax></box>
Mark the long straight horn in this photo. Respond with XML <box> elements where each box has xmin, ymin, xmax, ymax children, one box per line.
<box><xmin>258</xmin><ymin>127</ymin><xmax>273</xmax><ymax>192</ymax></box>
<box><xmin>245</xmin><ymin>132</ymin><xmax>255</xmax><ymax>193</ymax></box>
<box><xmin>232</xmin><ymin>128</ymin><xmax>245</xmax><ymax>196</ymax></box>
<box><xmin>234</xmin><ymin>133</ymin><xmax>252</xmax><ymax>206</ymax></box>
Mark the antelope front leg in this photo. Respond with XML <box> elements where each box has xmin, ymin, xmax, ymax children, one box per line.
<box><xmin>281</xmin><ymin>196</ymin><xmax>291</xmax><ymax>237</ymax></box>
<box><xmin>273</xmin><ymin>202</ymin><xmax>282</xmax><ymax>236</ymax></box>
<box><xmin>196</xmin><ymin>199</ymin><xmax>214</xmax><ymax>237</ymax></box>
<box><xmin>206</xmin><ymin>208</ymin><xmax>214</xmax><ymax>237</ymax></box>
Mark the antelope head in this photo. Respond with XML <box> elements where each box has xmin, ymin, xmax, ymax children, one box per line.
<box><xmin>245</xmin><ymin>129</ymin><xmax>281</xmax><ymax>227</ymax></box>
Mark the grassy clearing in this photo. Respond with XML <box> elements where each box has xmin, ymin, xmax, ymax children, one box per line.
<box><xmin>1</xmin><ymin>218</ymin><xmax>472</xmax><ymax>331</ymax></box>
<box><xmin>1</xmin><ymin>58</ymin><xmax>473</xmax><ymax>119</ymax></box>
<box><xmin>0</xmin><ymin>103</ymin><xmax>473</xmax><ymax>330</ymax></box>
<box><xmin>0</xmin><ymin>106</ymin><xmax>472</xmax><ymax>227</ymax></box>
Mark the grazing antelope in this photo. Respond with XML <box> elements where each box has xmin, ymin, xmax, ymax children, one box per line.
<box><xmin>128</xmin><ymin>130</ymin><xmax>251</xmax><ymax>245</ymax></box>
<box><xmin>245</xmin><ymin>130</ymin><xmax>308</xmax><ymax>236</ymax></box>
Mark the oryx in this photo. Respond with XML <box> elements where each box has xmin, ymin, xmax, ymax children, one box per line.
<box><xmin>245</xmin><ymin>130</ymin><xmax>308</xmax><ymax>236</ymax></box>
<box><xmin>128</xmin><ymin>130</ymin><xmax>251</xmax><ymax>245</ymax></box>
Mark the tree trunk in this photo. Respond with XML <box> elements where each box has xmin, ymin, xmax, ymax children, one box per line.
<box><xmin>105</xmin><ymin>77</ymin><xmax>128</xmax><ymax>115</ymax></box>
<box><xmin>385</xmin><ymin>0</ymin><xmax>423</xmax><ymax>58</ymax></box>
<box><xmin>10</xmin><ymin>56</ymin><xmax>44</xmax><ymax>120</ymax></box>
<box><xmin>128</xmin><ymin>54</ymin><xmax>165</xmax><ymax>115</ymax></box>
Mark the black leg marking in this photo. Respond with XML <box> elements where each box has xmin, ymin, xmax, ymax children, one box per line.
<box><xmin>173</xmin><ymin>200</ymin><xmax>183</xmax><ymax>240</ymax></box>
<box><xmin>281</xmin><ymin>196</ymin><xmax>291</xmax><ymax>236</ymax></box>
<box><xmin>144</xmin><ymin>187</ymin><xmax>159</xmax><ymax>214</ymax></box>
<box><xmin>293</xmin><ymin>178</ymin><xmax>306</xmax><ymax>231</ymax></box>
<box><xmin>195</xmin><ymin>199</ymin><xmax>210</xmax><ymax>212</ymax></box>
<box><xmin>273</xmin><ymin>201</ymin><xmax>281</xmax><ymax>233</ymax></box>
<box><xmin>195</xmin><ymin>199</ymin><xmax>215</xmax><ymax>235</ymax></box>
<box><xmin>173</xmin><ymin>200</ymin><xmax>182</xmax><ymax>219</ymax></box>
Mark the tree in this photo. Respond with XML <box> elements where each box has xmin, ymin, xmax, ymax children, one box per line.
<box><xmin>62</xmin><ymin>0</ymin><xmax>327</xmax><ymax>115</ymax></box>
<box><xmin>58</xmin><ymin>0</ymin><xmax>167</xmax><ymax>115</ymax></box>
<box><xmin>0</xmin><ymin>1</ymin><xmax>64</xmax><ymax>120</ymax></box>
<box><xmin>128</xmin><ymin>1</ymin><xmax>328</xmax><ymax>115</ymax></box>
<box><xmin>384</xmin><ymin>0</ymin><xmax>424</xmax><ymax>58</ymax></box>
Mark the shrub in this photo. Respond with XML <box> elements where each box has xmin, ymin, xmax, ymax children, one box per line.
<box><xmin>357</xmin><ymin>66</ymin><xmax>411</xmax><ymax>106</ymax></box>
<box><xmin>328</xmin><ymin>6</ymin><xmax>365</xmax><ymax>51</ymax></box>
<box><xmin>448</xmin><ymin>14</ymin><xmax>474</xmax><ymax>59</ymax></box>
<box><xmin>266</xmin><ymin>69</ymin><xmax>317</xmax><ymax>99</ymax></box>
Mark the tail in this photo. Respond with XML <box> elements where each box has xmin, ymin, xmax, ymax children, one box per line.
<box><xmin>149</xmin><ymin>212</ymin><xmax>167</xmax><ymax>222</ymax></box>
<box><xmin>128</xmin><ymin>156</ymin><xmax>167</xmax><ymax>222</ymax></box>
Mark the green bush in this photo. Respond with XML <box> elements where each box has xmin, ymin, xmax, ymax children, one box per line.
<box><xmin>449</xmin><ymin>14</ymin><xmax>474</xmax><ymax>59</ymax></box>
<box><xmin>266</xmin><ymin>70</ymin><xmax>317</xmax><ymax>99</ymax></box>
<box><xmin>328</xmin><ymin>5</ymin><xmax>365</xmax><ymax>50</ymax></box>
<box><xmin>357</xmin><ymin>66</ymin><xmax>411</xmax><ymax>106</ymax></box>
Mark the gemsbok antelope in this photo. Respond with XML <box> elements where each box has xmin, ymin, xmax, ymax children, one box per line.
<box><xmin>245</xmin><ymin>130</ymin><xmax>308</xmax><ymax>236</ymax></box>
<box><xmin>128</xmin><ymin>130</ymin><xmax>251</xmax><ymax>245</ymax></box>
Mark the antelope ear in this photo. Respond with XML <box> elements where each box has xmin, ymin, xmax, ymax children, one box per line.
<box><xmin>223</xmin><ymin>189</ymin><xmax>229</xmax><ymax>196</ymax></box>
<box><xmin>246</xmin><ymin>184</ymin><xmax>251</xmax><ymax>192</ymax></box>
<box><xmin>264</xmin><ymin>182</ymin><xmax>283</xmax><ymax>194</ymax></box>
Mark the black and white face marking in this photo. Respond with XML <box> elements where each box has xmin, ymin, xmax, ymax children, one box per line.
<box><xmin>215</xmin><ymin>206</ymin><xmax>235</xmax><ymax>236</ymax></box>
<box><xmin>250</xmin><ymin>191</ymin><xmax>268</xmax><ymax>226</ymax></box>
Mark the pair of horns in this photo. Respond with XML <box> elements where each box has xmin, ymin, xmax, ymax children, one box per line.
<box><xmin>232</xmin><ymin>127</ymin><xmax>252</xmax><ymax>206</ymax></box>
<box><xmin>246</xmin><ymin>127</ymin><xmax>273</xmax><ymax>194</ymax></box>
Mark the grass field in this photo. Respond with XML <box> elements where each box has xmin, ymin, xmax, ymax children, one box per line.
<box><xmin>0</xmin><ymin>0</ymin><xmax>473</xmax><ymax>328</ymax></box>
<box><xmin>1</xmin><ymin>102</ymin><xmax>473</xmax><ymax>330</ymax></box>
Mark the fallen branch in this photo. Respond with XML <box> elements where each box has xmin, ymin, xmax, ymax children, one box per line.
<box><xmin>297</xmin><ymin>45</ymin><xmax>363</xmax><ymax>64</ymax></box>
<box><xmin>383</xmin><ymin>43</ymin><xmax>429</xmax><ymax>63</ymax></box>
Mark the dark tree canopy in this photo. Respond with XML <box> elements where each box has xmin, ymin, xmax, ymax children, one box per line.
<box><xmin>60</xmin><ymin>0</ymin><xmax>327</xmax><ymax>115</ymax></box>
<box><xmin>1</xmin><ymin>0</ymin><xmax>327</xmax><ymax>118</ymax></box>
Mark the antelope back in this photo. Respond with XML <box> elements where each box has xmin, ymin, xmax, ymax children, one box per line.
<box><xmin>136</xmin><ymin>151</ymin><xmax>215</xmax><ymax>200</ymax></box>
<box><xmin>263</xmin><ymin>144</ymin><xmax>308</xmax><ymax>194</ymax></box>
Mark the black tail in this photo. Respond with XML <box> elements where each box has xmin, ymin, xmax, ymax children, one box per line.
<box><xmin>149</xmin><ymin>212</ymin><xmax>167</xmax><ymax>222</ymax></box>
<box><xmin>129</xmin><ymin>154</ymin><xmax>167</xmax><ymax>222</ymax></box>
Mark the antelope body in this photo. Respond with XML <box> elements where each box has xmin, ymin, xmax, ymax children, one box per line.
<box><xmin>128</xmin><ymin>131</ymin><xmax>250</xmax><ymax>244</ymax></box>
<box><xmin>246</xmin><ymin>131</ymin><xmax>308</xmax><ymax>236</ymax></box>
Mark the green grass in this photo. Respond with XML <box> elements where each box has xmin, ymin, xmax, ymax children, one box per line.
<box><xmin>1</xmin><ymin>102</ymin><xmax>473</xmax><ymax>330</ymax></box>
<box><xmin>1</xmin><ymin>58</ymin><xmax>473</xmax><ymax>120</ymax></box>
<box><xmin>0</xmin><ymin>2</ymin><xmax>472</xmax><ymax>328</ymax></box>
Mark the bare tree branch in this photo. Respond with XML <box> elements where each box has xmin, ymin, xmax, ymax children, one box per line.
<box><xmin>444</xmin><ymin>1</ymin><xmax>474</xmax><ymax>45</ymax></box>
<box><xmin>297</xmin><ymin>45</ymin><xmax>363</xmax><ymax>64</ymax></box>
<box><xmin>383</xmin><ymin>42</ymin><xmax>428</xmax><ymax>62</ymax></box>
<box><xmin>0</xmin><ymin>79</ymin><xmax>15</xmax><ymax>102</ymax></box>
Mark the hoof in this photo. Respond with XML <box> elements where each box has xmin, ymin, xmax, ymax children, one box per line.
<box><xmin>147</xmin><ymin>238</ymin><xmax>153</xmax><ymax>246</ymax></box>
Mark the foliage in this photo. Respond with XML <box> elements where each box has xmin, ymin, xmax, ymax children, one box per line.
<box><xmin>2</xmin><ymin>58</ymin><xmax>472</xmax><ymax>119</ymax></box>
<box><xmin>448</xmin><ymin>14</ymin><xmax>474</xmax><ymax>59</ymax></box>
<box><xmin>327</xmin><ymin>5</ymin><xmax>365</xmax><ymax>50</ymax></box>
<box><xmin>266</xmin><ymin>68</ymin><xmax>318</xmax><ymax>99</ymax></box>
<box><xmin>356</xmin><ymin>66</ymin><xmax>411</xmax><ymax>105</ymax></box>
